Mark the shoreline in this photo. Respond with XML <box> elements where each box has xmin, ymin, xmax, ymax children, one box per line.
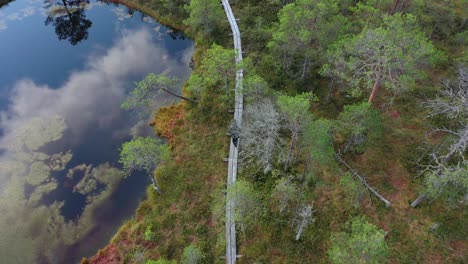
<box><xmin>83</xmin><ymin>0</ymin><xmax>199</xmax><ymax>263</ymax></box>
<box><xmin>102</xmin><ymin>0</ymin><xmax>188</xmax><ymax>32</ymax></box>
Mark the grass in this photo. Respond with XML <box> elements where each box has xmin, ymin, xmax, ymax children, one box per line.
<box><xmin>84</xmin><ymin>98</ymin><xmax>230</xmax><ymax>263</ymax></box>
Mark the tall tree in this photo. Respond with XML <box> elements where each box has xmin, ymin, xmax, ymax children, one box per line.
<box><xmin>240</xmin><ymin>99</ymin><xmax>282</xmax><ymax>174</ymax></box>
<box><xmin>270</xmin><ymin>177</ymin><xmax>303</xmax><ymax>214</ymax></box>
<box><xmin>277</xmin><ymin>92</ymin><xmax>315</xmax><ymax>171</ymax></box>
<box><xmin>425</xmin><ymin>67</ymin><xmax>468</xmax><ymax>163</ymax></box>
<box><xmin>184</xmin><ymin>0</ymin><xmax>225</xmax><ymax>38</ymax></box>
<box><xmin>268</xmin><ymin>0</ymin><xmax>349</xmax><ymax>79</ymax></box>
<box><xmin>413</xmin><ymin>67</ymin><xmax>468</xmax><ymax>207</ymax></box>
<box><xmin>423</xmin><ymin>162</ymin><xmax>468</xmax><ymax>205</ymax></box>
<box><xmin>119</xmin><ymin>137</ymin><xmax>170</xmax><ymax>193</ymax></box>
<box><xmin>408</xmin><ymin>0</ymin><xmax>467</xmax><ymax>42</ymax></box>
<box><xmin>321</xmin><ymin>14</ymin><xmax>440</xmax><ymax>104</ymax></box>
<box><xmin>199</xmin><ymin>44</ymin><xmax>237</xmax><ymax>97</ymax></box>
<box><xmin>227</xmin><ymin>179</ymin><xmax>261</xmax><ymax>235</ymax></box>
<box><xmin>328</xmin><ymin>217</ymin><xmax>388</xmax><ymax>264</ymax></box>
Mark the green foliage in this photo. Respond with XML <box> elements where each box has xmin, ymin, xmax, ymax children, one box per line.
<box><xmin>348</xmin><ymin>0</ymin><xmax>393</xmax><ymax>28</ymax></box>
<box><xmin>242</xmin><ymin>74</ymin><xmax>270</xmax><ymax>102</ymax></box>
<box><xmin>277</xmin><ymin>92</ymin><xmax>316</xmax><ymax>125</ymax></box>
<box><xmin>303</xmin><ymin>119</ymin><xmax>335</xmax><ymax>166</ymax></box>
<box><xmin>321</xmin><ymin>13</ymin><xmax>441</xmax><ymax>102</ymax></box>
<box><xmin>119</xmin><ymin>137</ymin><xmax>170</xmax><ymax>176</ymax></box>
<box><xmin>424</xmin><ymin>162</ymin><xmax>468</xmax><ymax>205</ymax></box>
<box><xmin>334</xmin><ymin>102</ymin><xmax>382</xmax><ymax>153</ymax></box>
<box><xmin>227</xmin><ymin>179</ymin><xmax>261</xmax><ymax>233</ymax></box>
<box><xmin>95</xmin><ymin>0</ymin><xmax>467</xmax><ymax>263</ymax></box>
<box><xmin>268</xmin><ymin>0</ymin><xmax>349</xmax><ymax>78</ymax></box>
<box><xmin>328</xmin><ymin>217</ymin><xmax>388</xmax><ymax>264</ymax></box>
<box><xmin>270</xmin><ymin>177</ymin><xmax>303</xmax><ymax>214</ymax></box>
<box><xmin>182</xmin><ymin>244</ymin><xmax>204</xmax><ymax>264</ymax></box>
<box><xmin>122</xmin><ymin>73</ymin><xmax>178</xmax><ymax>111</ymax></box>
<box><xmin>144</xmin><ymin>224</ymin><xmax>156</xmax><ymax>241</ymax></box>
<box><xmin>199</xmin><ymin>44</ymin><xmax>236</xmax><ymax>94</ymax></box>
<box><xmin>339</xmin><ymin>173</ymin><xmax>361</xmax><ymax>209</ymax></box>
<box><xmin>145</xmin><ymin>259</ymin><xmax>177</xmax><ymax>264</ymax></box>
<box><xmin>277</xmin><ymin>92</ymin><xmax>316</xmax><ymax>170</ymax></box>
<box><xmin>185</xmin><ymin>73</ymin><xmax>204</xmax><ymax>101</ymax></box>
<box><xmin>184</xmin><ymin>0</ymin><xmax>225</xmax><ymax>38</ymax></box>
<box><xmin>409</xmin><ymin>0</ymin><xmax>467</xmax><ymax>43</ymax></box>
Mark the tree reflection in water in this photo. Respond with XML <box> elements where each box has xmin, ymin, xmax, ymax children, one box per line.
<box><xmin>44</xmin><ymin>0</ymin><xmax>92</xmax><ymax>45</ymax></box>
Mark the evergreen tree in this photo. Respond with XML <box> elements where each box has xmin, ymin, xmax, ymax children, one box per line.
<box><xmin>321</xmin><ymin>14</ymin><xmax>440</xmax><ymax>104</ymax></box>
<box><xmin>328</xmin><ymin>217</ymin><xmax>388</xmax><ymax>264</ymax></box>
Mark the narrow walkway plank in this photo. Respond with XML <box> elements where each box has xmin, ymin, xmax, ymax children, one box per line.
<box><xmin>221</xmin><ymin>0</ymin><xmax>243</xmax><ymax>263</ymax></box>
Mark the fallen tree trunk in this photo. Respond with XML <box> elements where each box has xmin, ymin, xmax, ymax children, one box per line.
<box><xmin>410</xmin><ymin>194</ymin><xmax>427</xmax><ymax>208</ymax></box>
<box><xmin>334</xmin><ymin>154</ymin><xmax>392</xmax><ymax>207</ymax></box>
<box><xmin>149</xmin><ymin>175</ymin><xmax>162</xmax><ymax>195</ymax></box>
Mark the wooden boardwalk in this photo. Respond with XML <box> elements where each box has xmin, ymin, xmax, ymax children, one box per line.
<box><xmin>221</xmin><ymin>0</ymin><xmax>243</xmax><ymax>263</ymax></box>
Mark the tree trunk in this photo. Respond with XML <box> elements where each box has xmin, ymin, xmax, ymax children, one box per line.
<box><xmin>161</xmin><ymin>88</ymin><xmax>196</xmax><ymax>103</ymax></box>
<box><xmin>368</xmin><ymin>78</ymin><xmax>381</xmax><ymax>104</ymax></box>
<box><xmin>390</xmin><ymin>0</ymin><xmax>400</xmax><ymax>14</ymax></box>
<box><xmin>149</xmin><ymin>175</ymin><xmax>162</xmax><ymax>194</ymax></box>
<box><xmin>300</xmin><ymin>158</ymin><xmax>310</xmax><ymax>183</ymax></box>
<box><xmin>335</xmin><ymin>154</ymin><xmax>391</xmax><ymax>207</ymax></box>
<box><xmin>284</xmin><ymin>134</ymin><xmax>297</xmax><ymax>171</ymax></box>
<box><xmin>62</xmin><ymin>0</ymin><xmax>71</xmax><ymax>15</ymax></box>
<box><xmin>326</xmin><ymin>78</ymin><xmax>335</xmax><ymax>103</ymax></box>
<box><xmin>295</xmin><ymin>222</ymin><xmax>305</xmax><ymax>241</ymax></box>
<box><xmin>301</xmin><ymin>56</ymin><xmax>311</xmax><ymax>80</ymax></box>
<box><xmin>411</xmin><ymin>194</ymin><xmax>427</xmax><ymax>208</ymax></box>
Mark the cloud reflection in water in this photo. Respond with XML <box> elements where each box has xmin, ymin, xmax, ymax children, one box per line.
<box><xmin>0</xmin><ymin>28</ymin><xmax>192</xmax><ymax>263</ymax></box>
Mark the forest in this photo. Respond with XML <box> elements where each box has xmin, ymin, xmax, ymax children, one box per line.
<box><xmin>84</xmin><ymin>0</ymin><xmax>467</xmax><ymax>263</ymax></box>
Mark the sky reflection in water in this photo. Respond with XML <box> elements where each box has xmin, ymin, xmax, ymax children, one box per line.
<box><xmin>0</xmin><ymin>1</ymin><xmax>192</xmax><ymax>263</ymax></box>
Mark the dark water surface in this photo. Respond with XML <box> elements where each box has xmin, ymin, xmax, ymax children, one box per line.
<box><xmin>0</xmin><ymin>1</ymin><xmax>192</xmax><ymax>263</ymax></box>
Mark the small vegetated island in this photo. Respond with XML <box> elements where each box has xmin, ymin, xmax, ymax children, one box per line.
<box><xmin>84</xmin><ymin>0</ymin><xmax>466</xmax><ymax>263</ymax></box>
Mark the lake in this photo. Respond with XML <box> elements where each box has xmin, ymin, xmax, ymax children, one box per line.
<box><xmin>0</xmin><ymin>1</ymin><xmax>193</xmax><ymax>263</ymax></box>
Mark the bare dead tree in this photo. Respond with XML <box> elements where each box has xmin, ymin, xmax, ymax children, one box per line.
<box><xmin>412</xmin><ymin>66</ymin><xmax>468</xmax><ymax>207</ymax></box>
<box><xmin>335</xmin><ymin>154</ymin><xmax>392</xmax><ymax>207</ymax></box>
<box><xmin>293</xmin><ymin>204</ymin><xmax>315</xmax><ymax>241</ymax></box>
<box><xmin>240</xmin><ymin>99</ymin><xmax>283</xmax><ymax>174</ymax></box>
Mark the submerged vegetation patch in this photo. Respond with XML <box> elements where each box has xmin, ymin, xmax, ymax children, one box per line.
<box><xmin>0</xmin><ymin>116</ymin><xmax>126</xmax><ymax>263</ymax></box>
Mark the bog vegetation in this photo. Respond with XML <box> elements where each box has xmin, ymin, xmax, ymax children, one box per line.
<box><xmin>85</xmin><ymin>0</ymin><xmax>467</xmax><ymax>263</ymax></box>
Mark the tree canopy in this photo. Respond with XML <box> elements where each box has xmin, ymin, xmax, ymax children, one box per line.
<box><xmin>268</xmin><ymin>0</ymin><xmax>349</xmax><ymax>78</ymax></box>
<box><xmin>119</xmin><ymin>137</ymin><xmax>170</xmax><ymax>193</ymax></box>
<box><xmin>328</xmin><ymin>217</ymin><xmax>388</xmax><ymax>264</ymax></box>
<box><xmin>321</xmin><ymin>13</ymin><xmax>440</xmax><ymax>103</ymax></box>
<box><xmin>334</xmin><ymin>102</ymin><xmax>382</xmax><ymax>153</ymax></box>
<box><xmin>184</xmin><ymin>0</ymin><xmax>225</xmax><ymax>38</ymax></box>
<box><xmin>277</xmin><ymin>92</ymin><xmax>315</xmax><ymax>170</ymax></box>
